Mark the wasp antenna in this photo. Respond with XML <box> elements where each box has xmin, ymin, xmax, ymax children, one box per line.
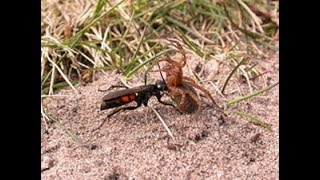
<box><xmin>144</xmin><ymin>70</ymin><xmax>148</xmax><ymax>85</ymax></box>
<box><xmin>144</xmin><ymin>61</ymin><xmax>157</xmax><ymax>85</ymax></box>
<box><xmin>157</xmin><ymin>62</ymin><xmax>166</xmax><ymax>85</ymax></box>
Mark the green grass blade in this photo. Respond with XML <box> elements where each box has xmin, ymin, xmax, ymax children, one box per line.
<box><xmin>123</xmin><ymin>42</ymin><xmax>160</xmax><ymax>69</ymax></box>
<box><xmin>176</xmin><ymin>28</ymin><xmax>206</xmax><ymax>58</ymax></box>
<box><xmin>63</xmin><ymin>0</ymin><xmax>124</xmax><ymax>47</ymax></box>
<box><xmin>165</xmin><ymin>15</ymin><xmax>194</xmax><ymax>34</ymax></box>
<box><xmin>231</xmin><ymin>110</ymin><xmax>273</xmax><ymax>132</ymax></box>
<box><xmin>49</xmin><ymin>116</ymin><xmax>80</xmax><ymax>143</ymax></box>
<box><xmin>94</xmin><ymin>0</ymin><xmax>105</xmax><ymax>16</ymax></box>
<box><xmin>112</xmin><ymin>12</ymin><xmax>135</xmax><ymax>55</ymax></box>
<box><xmin>124</xmin><ymin>27</ymin><xmax>147</xmax><ymax>72</ymax></box>
<box><xmin>42</xmin><ymin>81</ymin><xmax>78</xmax><ymax>94</ymax></box>
<box><xmin>221</xmin><ymin>57</ymin><xmax>249</xmax><ymax>94</ymax></box>
<box><xmin>41</xmin><ymin>0</ymin><xmax>124</xmax><ymax>92</ymax></box>
<box><xmin>226</xmin><ymin>82</ymin><xmax>279</xmax><ymax>107</ymax></box>
<box><xmin>125</xmin><ymin>49</ymin><xmax>171</xmax><ymax>80</ymax></box>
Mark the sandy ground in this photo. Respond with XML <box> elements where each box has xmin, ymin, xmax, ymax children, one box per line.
<box><xmin>41</xmin><ymin>48</ymin><xmax>278</xmax><ymax>179</ymax></box>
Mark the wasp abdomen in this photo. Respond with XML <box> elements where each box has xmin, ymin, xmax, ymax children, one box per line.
<box><xmin>100</xmin><ymin>94</ymin><xmax>137</xmax><ymax>110</ymax></box>
<box><xmin>120</xmin><ymin>94</ymin><xmax>136</xmax><ymax>103</ymax></box>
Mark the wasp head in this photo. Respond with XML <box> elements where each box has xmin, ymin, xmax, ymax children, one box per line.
<box><xmin>155</xmin><ymin>80</ymin><xmax>167</xmax><ymax>91</ymax></box>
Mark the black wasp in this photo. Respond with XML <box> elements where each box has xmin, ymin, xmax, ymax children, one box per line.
<box><xmin>92</xmin><ymin>80</ymin><xmax>178</xmax><ymax>131</ymax></box>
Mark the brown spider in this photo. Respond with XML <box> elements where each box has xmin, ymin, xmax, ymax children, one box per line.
<box><xmin>155</xmin><ymin>39</ymin><xmax>219</xmax><ymax>113</ymax></box>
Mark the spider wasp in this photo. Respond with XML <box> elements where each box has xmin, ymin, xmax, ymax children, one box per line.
<box><xmin>100</xmin><ymin>80</ymin><xmax>175</xmax><ymax>112</ymax></box>
<box><xmin>92</xmin><ymin>73</ymin><xmax>178</xmax><ymax>131</ymax></box>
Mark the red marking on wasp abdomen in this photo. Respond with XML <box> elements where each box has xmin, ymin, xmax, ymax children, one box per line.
<box><xmin>129</xmin><ymin>94</ymin><xmax>137</xmax><ymax>101</ymax></box>
<box><xmin>121</xmin><ymin>95</ymin><xmax>130</xmax><ymax>102</ymax></box>
<box><xmin>112</xmin><ymin>93</ymin><xmax>137</xmax><ymax>105</ymax></box>
<box><xmin>117</xmin><ymin>93</ymin><xmax>137</xmax><ymax>103</ymax></box>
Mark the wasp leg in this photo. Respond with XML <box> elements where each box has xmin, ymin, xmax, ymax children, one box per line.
<box><xmin>91</xmin><ymin>106</ymin><xmax>140</xmax><ymax>132</ymax></box>
<box><xmin>156</xmin><ymin>93</ymin><xmax>182</xmax><ymax>114</ymax></box>
<box><xmin>108</xmin><ymin>106</ymin><xmax>139</xmax><ymax>117</ymax></box>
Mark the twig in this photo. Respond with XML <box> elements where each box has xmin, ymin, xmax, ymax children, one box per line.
<box><xmin>150</xmin><ymin>106</ymin><xmax>174</xmax><ymax>139</ymax></box>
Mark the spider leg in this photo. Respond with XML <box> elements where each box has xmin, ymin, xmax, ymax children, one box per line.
<box><xmin>182</xmin><ymin>77</ymin><xmax>219</xmax><ymax>107</ymax></box>
<box><xmin>151</xmin><ymin>56</ymin><xmax>182</xmax><ymax>74</ymax></box>
<box><xmin>157</xmin><ymin>57</ymin><xmax>182</xmax><ymax>69</ymax></box>
<box><xmin>168</xmin><ymin>39</ymin><xmax>186</xmax><ymax>67</ymax></box>
<box><xmin>167</xmin><ymin>86</ymin><xmax>188</xmax><ymax>110</ymax></box>
<box><xmin>182</xmin><ymin>77</ymin><xmax>227</xmax><ymax>116</ymax></box>
<box><xmin>185</xmin><ymin>90</ymin><xmax>203</xmax><ymax>114</ymax></box>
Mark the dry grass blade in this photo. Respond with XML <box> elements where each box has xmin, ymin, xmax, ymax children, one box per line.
<box><xmin>41</xmin><ymin>0</ymin><xmax>125</xmax><ymax>95</ymax></box>
<box><xmin>209</xmin><ymin>81</ymin><xmax>225</xmax><ymax>98</ymax></box>
<box><xmin>238</xmin><ymin>61</ymin><xmax>253</xmax><ymax>94</ymax></box>
<box><xmin>223</xmin><ymin>1</ymin><xmax>262</xmax><ymax>40</ymax></box>
<box><xmin>41</xmin><ymin>104</ymin><xmax>50</xmax><ymax>130</ymax></box>
<box><xmin>236</xmin><ymin>0</ymin><xmax>263</xmax><ymax>33</ymax></box>
<box><xmin>151</xmin><ymin>106</ymin><xmax>174</xmax><ymax>139</ymax></box>
<box><xmin>63</xmin><ymin>0</ymin><xmax>124</xmax><ymax>48</ymax></box>
<box><xmin>46</xmin><ymin>57</ymin><xmax>79</xmax><ymax>94</ymax></box>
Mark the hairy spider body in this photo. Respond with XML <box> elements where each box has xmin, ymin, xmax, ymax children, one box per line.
<box><xmin>156</xmin><ymin>39</ymin><xmax>218</xmax><ymax>113</ymax></box>
<box><xmin>171</xmin><ymin>82</ymin><xmax>200</xmax><ymax>113</ymax></box>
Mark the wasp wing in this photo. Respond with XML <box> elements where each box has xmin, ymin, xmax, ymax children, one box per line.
<box><xmin>101</xmin><ymin>85</ymin><xmax>151</xmax><ymax>101</ymax></box>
